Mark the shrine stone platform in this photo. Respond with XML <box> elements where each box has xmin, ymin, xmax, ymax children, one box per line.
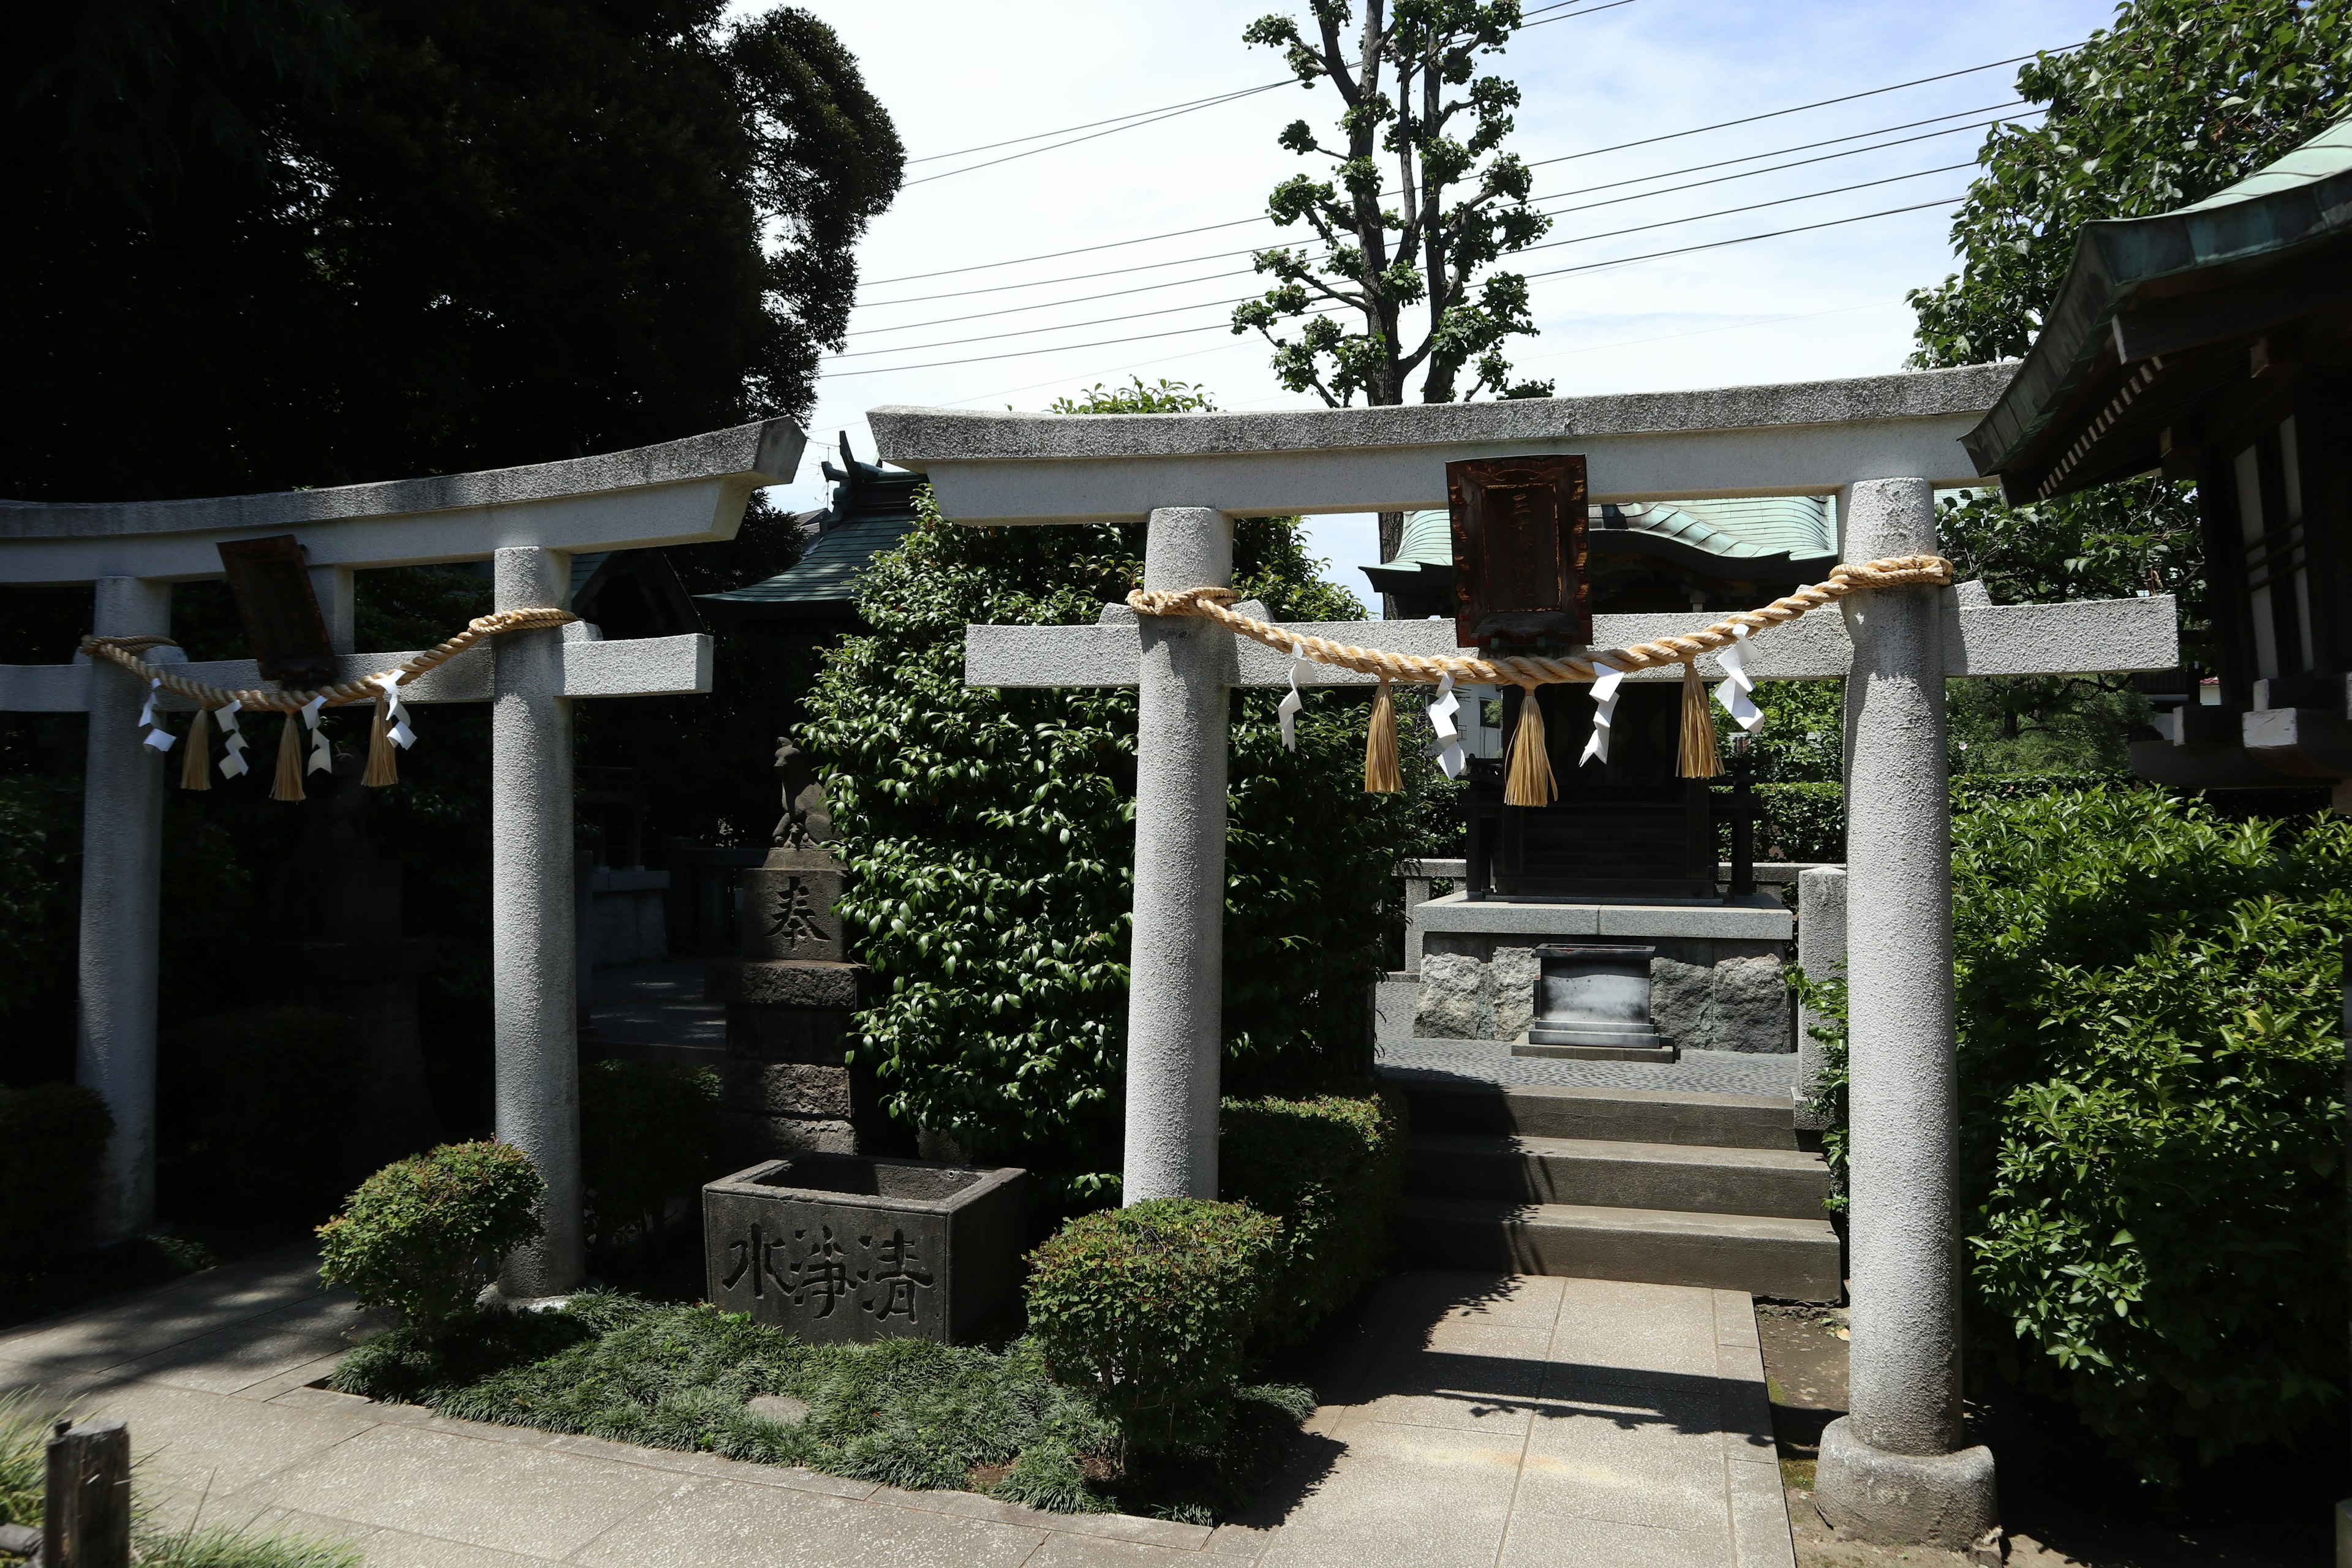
<box><xmin>1408</xmin><ymin>893</ymin><xmax>1795</xmax><ymax>1056</ymax></box>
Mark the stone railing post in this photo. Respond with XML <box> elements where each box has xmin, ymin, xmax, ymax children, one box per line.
<box><xmin>491</xmin><ymin>545</ymin><xmax>585</xmax><ymax>1297</ymax></box>
<box><xmin>77</xmin><ymin>576</ymin><xmax>173</xmax><ymax>1241</ymax></box>
<box><xmin>1814</xmin><ymin>478</ymin><xmax>1998</xmax><ymax>1549</ymax></box>
<box><xmin>1794</xmin><ymin>865</ymin><xmax>1847</xmax><ymax>1131</ymax></box>
<box><xmin>1123</xmin><ymin>506</ymin><xmax>1232</xmax><ymax>1204</ymax></box>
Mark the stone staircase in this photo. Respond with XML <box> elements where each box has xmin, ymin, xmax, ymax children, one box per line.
<box><xmin>1392</xmin><ymin>1078</ymin><xmax>1842</xmax><ymax>1301</ymax></box>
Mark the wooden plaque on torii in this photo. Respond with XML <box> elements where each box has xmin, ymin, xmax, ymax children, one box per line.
<box><xmin>1447</xmin><ymin>454</ymin><xmax>1590</xmax><ymax>647</ymax></box>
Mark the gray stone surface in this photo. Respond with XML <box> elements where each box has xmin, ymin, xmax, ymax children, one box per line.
<box><xmin>1414</xmin><ymin>952</ymin><xmax>1487</xmax><ymax>1039</ymax></box>
<box><xmin>1491</xmin><ymin>944</ymin><xmax>1540</xmax><ymax>1043</ymax></box>
<box><xmin>725</xmin><ymin>1061</ymin><xmax>864</xmax><ymax>1120</ymax></box>
<box><xmin>702</xmin><ymin>1156</ymin><xmax>1028</xmax><ymax>1344</ymax></box>
<box><xmin>1819</xmin><ymin>478</ymin><xmax>1980</xmax><ymax>1525</ymax></box>
<box><xmin>489</xmin><ymin>546</ymin><xmax>586</xmax><ymax>1297</ymax></box>
<box><xmin>872</xmin><ymin>363</ymin><xmax>2014</xmax><ymax>461</ymax></box>
<box><xmin>737</xmin><ymin>862</ymin><xmax>848</xmax><ymax>962</ymax></box>
<box><xmin>1419</xmin><ymin>934</ymin><xmax>1790</xmax><ymax>1054</ymax></box>
<box><xmin>1795</xmin><ymin>867</ymin><xmax>1849</xmax><ymax>1131</ymax></box>
<box><xmin>1123</xmin><ymin>507</ymin><xmax>1232</xmax><ymax>1205</ymax></box>
<box><xmin>709</xmin><ymin>957</ymin><xmax>862</xmax><ymax>1009</ymax></box>
<box><xmin>1417</xmin><ymin>894</ymin><xmax>1790</xmax><ymax>940</ymax></box>
<box><xmin>77</xmin><ymin>576</ymin><xmax>172</xmax><ymax>1240</ymax></box>
<box><xmin>1813</xmin><ymin>1418</ymin><xmax>1999</xmax><ymax>1550</ymax></box>
<box><xmin>1</xmin><ymin>418</ymin><xmax>800</xmax><ymax>546</ymax></box>
<box><xmin>1382</xmin><ymin>1038</ymin><xmax>1799</xmax><ymax>1097</ymax></box>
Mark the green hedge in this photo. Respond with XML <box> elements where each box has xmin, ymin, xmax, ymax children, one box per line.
<box><xmin>1025</xmin><ymin>1198</ymin><xmax>1282</xmax><ymax>1453</ymax></box>
<box><xmin>580</xmin><ymin>1060</ymin><xmax>718</xmax><ymax>1251</ymax></box>
<box><xmin>0</xmin><ymin>1084</ymin><xmax>112</xmax><ymax>1257</ymax></box>
<box><xmin>1735</xmin><ymin>773</ymin><xmax>2138</xmax><ymax>864</ymax></box>
<box><xmin>1804</xmin><ymin>785</ymin><xmax>2351</xmax><ymax>1483</ymax></box>
<box><xmin>1219</xmin><ymin>1092</ymin><xmax>1404</xmax><ymax>1341</ymax></box>
<box><xmin>318</xmin><ymin>1142</ymin><xmax>545</xmax><ymax>1338</ymax></box>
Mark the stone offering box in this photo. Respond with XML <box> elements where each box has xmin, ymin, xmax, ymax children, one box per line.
<box><xmin>703</xmin><ymin>1155</ymin><xmax>1028</xmax><ymax>1344</ymax></box>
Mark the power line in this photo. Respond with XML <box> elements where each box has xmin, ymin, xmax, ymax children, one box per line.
<box><xmin>902</xmin><ymin>82</ymin><xmax>1295</xmax><ymax>189</ymax></box>
<box><xmin>813</xmin><ymin>194</ymin><xmax>1958</xmax><ymax>380</ymax></box>
<box><xmin>827</xmin><ymin>166</ymin><xmax>1972</xmax><ymax>365</ymax></box>
<box><xmin>850</xmin><ymin>118</ymin><xmax>2022</xmax><ymax>338</ymax></box>
<box><xmin>859</xmin><ymin>41</ymin><xmax>2073</xmax><ymax>290</ymax></box>
<box><xmin>857</xmin><ymin>102</ymin><xmax>2037</xmax><ymax>316</ymax></box>
<box><xmin>905</xmin><ymin>80</ymin><xmax>1294</xmax><ymax>165</ymax></box>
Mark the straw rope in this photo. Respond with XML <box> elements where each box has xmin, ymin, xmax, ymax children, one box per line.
<box><xmin>78</xmin><ymin>608</ymin><xmax>579</xmax><ymax>712</ymax></box>
<box><xmin>1125</xmin><ymin>555</ymin><xmax>1951</xmax><ymax>687</ymax></box>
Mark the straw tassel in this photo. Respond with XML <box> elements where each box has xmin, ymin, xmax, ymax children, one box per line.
<box><xmin>364</xmin><ymin>692</ymin><xmax>399</xmax><ymax>787</ymax></box>
<box><xmin>1362</xmin><ymin>679</ymin><xmax>1401</xmax><ymax>794</ymax></box>
<box><xmin>1677</xmin><ymin>660</ymin><xmax>1723</xmax><ymax>778</ymax></box>
<box><xmin>271</xmin><ymin>711</ymin><xmax>307</xmax><ymax>802</ymax></box>
<box><xmin>179</xmin><ymin>707</ymin><xmax>212</xmax><ymax>791</ymax></box>
<box><xmin>1502</xmin><ymin>684</ymin><xmax>1557</xmax><ymax>807</ymax></box>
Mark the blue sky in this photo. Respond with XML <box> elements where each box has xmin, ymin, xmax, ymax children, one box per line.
<box><xmin>771</xmin><ymin>0</ymin><xmax>2118</xmax><ymax>595</ymax></box>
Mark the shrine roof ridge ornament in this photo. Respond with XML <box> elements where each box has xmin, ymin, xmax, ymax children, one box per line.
<box><xmin>869</xmin><ymin>365</ymin><xmax>2017</xmax><ymax>524</ymax></box>
<box><xmin>0</xmin><ymin>418</ymin><xmax>806</xmax><ymax>584</ymax></box>
<box><xmin>870</xmin><ymin>363</ymin><xmax>2016</xmax><ymax>464</ymax></box>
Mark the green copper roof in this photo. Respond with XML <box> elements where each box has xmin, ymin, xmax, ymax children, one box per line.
<box><xmin>1967</xmin><ymin>113</ymin><xmax>2352</xmax><ymax>493</ymax></box>
<box><xmin>1370</xmin><ymin>496</ymin><xmax>1832</xmax><ymax>573</ymax></box>
<box><xmin>698</xmin><ymin>445</ymin><xmax>921</xmax><ymax>624</ymax></box>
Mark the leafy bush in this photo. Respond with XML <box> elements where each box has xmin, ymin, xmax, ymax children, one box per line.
<box><xmin>1220</xmin><ymin>1093</ymin><xmax>1404</xmax><ymax>1341</ymax></box>
<box><xmin>579</xmin><ymin>1060</ymin><xmax>719</xmax><ymax>1251</ymax></box>
<box><xmin>1749</xmin><ymin>782</ymin><xmax>1845</xmax><ymax>862</ymax></box>
<box><xmin>316</xmin><ymin>1142</ymin><xmax>543</xmax><ymax>1338</ymax></box>
<box><xmin>0</xmin><ymin>1083</ymin><xmax>112</xmax><ymax>1257</ymax></box>
<box><xmin>0</xmin><ymin>1390</ymin><xmax>46</xmax><ymax>1529</ymax></box>
<box><xmin>1025</xmin><ymin>1199</ymin><xmax>1283</xmax><ymax>1452</ymax></box>
<box><xmin>164</xmin><ymin>1008</ymin><xmax>369</xmax><ymax>1227</ymax></box>
<box><xmin>1952</xmin><ymin>788</ymin><xmax>2350</xmax><ymax>1481</ymax></box>
<box><xmin>802</xmin><ymin>487</ymin><xmax>1428</xmax><ymax>1194</ymax></box>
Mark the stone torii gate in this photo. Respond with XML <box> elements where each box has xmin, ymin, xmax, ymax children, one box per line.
<box><xmin>869</xmin><ymin>364</ymin><xmax>2177</xmax><ymax>1550</ymax></box>
<box><xmin>0</xmin><ymin>420</ymin><xmax>802</xmax><ymax>1296</ymax></box>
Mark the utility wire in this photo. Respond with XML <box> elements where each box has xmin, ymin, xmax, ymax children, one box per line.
<box><xmin>828</xmin><ymin>164</ymin><xmax>1972</xmax><ymax>362</ymax></box>
<box><xmin>859</xmin><ymin>42</ymin><xmax>2072</xmax><ymax>289</ymax></box>
<box><xmin>906</xmin><ymin>80</ymin><xmax>1294</xmax><ymax>165</ymax></box>
<box><xmin>851</xmin><ymin>112</ymin><xmax>2030</xmax><ymax>336</ymax></box>
<box><xmin>902</xmin><ymin>83</ymin><xmax>1295</xmax><ymax>188</ymax></box>
<box><xmin>815</xmin><ymin>192</ymin><xmax>1958</xmax><ymax>380</ymax></box>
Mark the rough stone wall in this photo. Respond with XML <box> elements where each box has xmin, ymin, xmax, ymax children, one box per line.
<box><xmin>1414</xmin><ymin>933</ymin><xmax>1792</xmax><ymax>1053</ymax></box>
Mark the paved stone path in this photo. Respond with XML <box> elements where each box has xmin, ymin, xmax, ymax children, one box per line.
<box><xmin>583</xmin><ymin>958</ymin><xmax>724</xmax><ymax>1068</ymax></box>
<box><xmin>1381</xmin><ymin>1034</ymin><xmax>1802</xmax><ymax>1096</ymax></box>
<box><xmin>0</xmin><ymin>1251</ymin><xmax>1793</xmax><ymax>1568</ymax></box>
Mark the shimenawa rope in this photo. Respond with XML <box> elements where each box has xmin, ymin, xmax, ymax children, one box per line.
<box><xmin>1126</xmin><ymin>555</ymin><xmax>1951</xmax><ymax>802</ymax></box>
<box><xmin>81</xmin><ymin>607</ymin><xmax>579</xmax><ymax>797</ymax></box>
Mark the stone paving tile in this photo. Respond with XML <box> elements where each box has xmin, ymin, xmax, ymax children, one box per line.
<box><xmin>1727</xmin><ymin>1456</ymin><xmax>1798</xmax><ymax>1568</ymax></box>
<box><xmin>1514</xmin><ymin>1382</ymin><xmax>1733</xmax><ymax>1535</ymax></box>
<box><xmin>1412</xmin><ymin>1271</ymin><xmax>1564</xmax><ymax>1330</ymax></box>
<box><xmin>872</xmin><ymin>1488</ymin><xmax>1211</xmax><ymax>1551</ymax></box>
<box><xmin>233</xmin><ymin>1423</ymin><xmax>690</xmax><ymax>1560</ymax></box>
<box><xmin>1548</xmin><ymin>1277</ymin><xmax>1722</xmax><ymax>1387</ymax></box>
<box><xmin>1494</xmin><ymin>1512</ymin><xmax>1729</xmax><ymax>1568</ymax></box>
<box><xmin>1023</xmin><ymin>1532</ymin><xmax>1211</xmax><ymax>1567</ymax></box>
<box><xmin>116</xmin><ymin>1325</ymin><xmax>353</xmax><ymax>1397</ymax></box>
<box><xmin>571</xmin><ymin>1476</ymin><xmax>1046</xmax><ymax>1568</ymax></box>
<box><xmin>1350</xmin><ymin>1323</ymin><xmax>1551</xmax><ymax>1434</ymax></box>
<box><xmin>0</xmin><ymin>1251</ymin><xmax>326</xmax><ymax>1376</ymax></box>
<box><xmin>324</xmin><ymin>1526</ymin><xmax>554</xmax><ymax>1568</ymax></box>
<box><xmin>75</xmin><ymin>1380</ymin><xmax>377</xmax><ymax>1499</ymax></box>
<box><xmin>1254</xmin><ymin>1415</ymin><xmax>1523</xmax><ymax>1568</ymax></box>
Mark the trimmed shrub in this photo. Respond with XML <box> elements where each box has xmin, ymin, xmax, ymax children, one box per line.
<box><xmin>164</xmin><ymin>1007</ymin><xmax>370</xmax><ymax>1226</ymax></box>
<box><xmin>1951</xmin><ymin>788</ymin><xmax>2350</xmax><ymax>1481</ymax></box>
<box><xmin>1025</xmin><ymin>1199</ymin><xmax>1281</xmax><ymax>1452</ymax></box>
<box><xmin>317</xmin><ymin>1142</ymin><xmax>544</xmax><ymax>1338</ymax></box>
<box><xmin>1219</xmin><ymin>1092</ymin><xmax>1404</xmax><ymax>1341</ymax></box>
<box><xmin>580</xmin><ymin>1060</ymin><xmax>720</xmax><ymax>1250</ymax></box>
<box><xmin>0</xmin><ymin>1084</ymin><xmax>112</xmax><ymax>1256</ymax></box>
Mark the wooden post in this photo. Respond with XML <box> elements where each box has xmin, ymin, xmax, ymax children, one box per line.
<box><xmin>43</xmin><ymin>1419</ymin><xmax>131</xmax><ymax>1568</ymax></box>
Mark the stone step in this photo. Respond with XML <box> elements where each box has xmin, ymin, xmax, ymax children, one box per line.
<box><xmin>1406</xmin><ymin>1132</ymin><xmax>1831</xmax><ymax>1219</ymax></box>
<box><xmin>1399</xmin><ymin>1194</ymin><xmax>1841</xmax><ymax>1301</ymax></box>
<box><xmin>1395</xmin><ymin>1078</ymin><xmax>1798</xmax><ymax>1150</ymax></box>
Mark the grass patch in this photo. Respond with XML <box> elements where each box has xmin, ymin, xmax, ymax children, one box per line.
<box><xmin>329</xmin><ymin>1294</ymin><xmax>1309</xmax><ymax>1522</ymax></box>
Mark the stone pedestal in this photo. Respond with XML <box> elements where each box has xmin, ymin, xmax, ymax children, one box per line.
<box><xmin>707</xmin><ymin>738</ymin><xmax>902</xmax><ymax>1163</ymax></box>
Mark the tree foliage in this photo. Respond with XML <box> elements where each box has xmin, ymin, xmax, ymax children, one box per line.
<box><xmin>3</xmin><ymin>0</ymin><xmax>902</xmax><ymax>500</ymax></box>
<box><xmin>1235</xmin><ymin>1</ymin><xmax>1553</xmax><ymax>405</ymax></box>
<box><xmin>802</xmin><ymin>491</ymin><xmax>1417</xmax><ymax>1196</ymax></box>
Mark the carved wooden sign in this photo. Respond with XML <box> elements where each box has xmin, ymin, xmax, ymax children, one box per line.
<box><xmin>1447</xmin><ymin>454</ymin><xmax>1589</xmax><ymax>647</ymax></box>
<box><xmin>216</xmin><ymin>534</ymin><xmax>338</xmax><ymax>685</ymax></box>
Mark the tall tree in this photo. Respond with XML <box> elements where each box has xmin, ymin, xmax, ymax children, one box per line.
<box><xmin>2</xmin><ymin>0</ymin><xmax>903</xmax><ymax>502</ymax></box>
<box><xmin>1232</xmin><ymin>1</ymin><xmax>1554</xmax><ymax>417</ymax></box>
<box><xmin>1904</xmin><ymin>0</ymin><xmax>2352</xmax><ymax>767</ymax></box>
